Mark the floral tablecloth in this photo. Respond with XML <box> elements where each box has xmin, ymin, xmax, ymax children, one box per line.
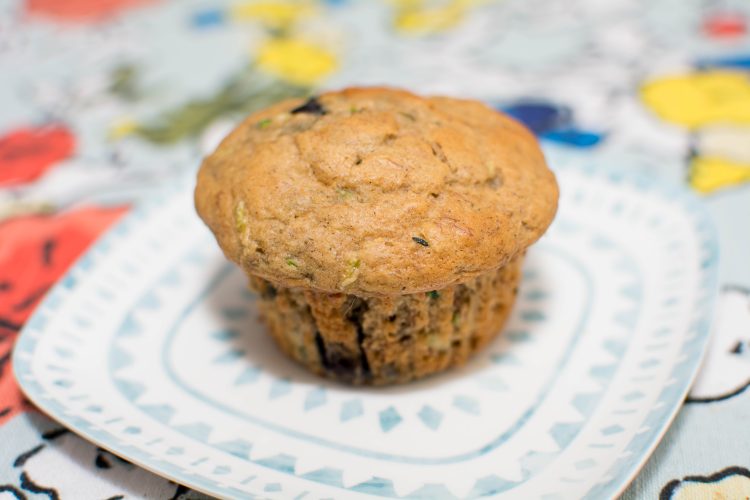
<box><xmin>1</xmin><ymin>0</ymin><xmax>749</xmax><ymax>498</ymax></box>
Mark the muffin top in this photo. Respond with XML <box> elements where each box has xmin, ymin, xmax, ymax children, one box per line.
<box><xmin>195</xmin><ymin>87</ymin><xmax>558</xmax><ymax>296</ymax></box>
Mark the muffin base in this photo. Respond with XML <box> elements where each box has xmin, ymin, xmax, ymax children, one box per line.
<box><xmin>249</xmin><ymin>256</ymin><xmax>523</xmax><ymax>385</ymax></box>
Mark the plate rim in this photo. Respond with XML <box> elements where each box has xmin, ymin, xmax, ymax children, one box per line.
<box><xmin>570</xmin><ymin>166</ymin><xmax>719</xmax><ymax>500</ymax></box>
<box><xmin>12</xmin><ymin>165</ymin><xmax>720</xmax><ymax>499</ymax></box>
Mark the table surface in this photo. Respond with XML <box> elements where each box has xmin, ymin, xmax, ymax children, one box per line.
<box><xmin>1</xmin><ymin>1</ymin><xmax>749</xmax><ymax>498</ymax></box>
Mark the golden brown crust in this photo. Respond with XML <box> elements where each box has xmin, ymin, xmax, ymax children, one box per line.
<box><xmin>249</xmin><ymin>255</ymin><xmax>523</xmax><ymax>385</ymax></box>
<box><xmin>195</xmin><ymin>87</ymin><xmax>557</xmax><ymax>296</ymax></box>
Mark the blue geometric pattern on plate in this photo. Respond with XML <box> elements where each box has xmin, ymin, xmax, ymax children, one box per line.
<box><xmin>13</xmin><ymin>165</ymin><xmax>718</xmax><ymax>499</ymax></box>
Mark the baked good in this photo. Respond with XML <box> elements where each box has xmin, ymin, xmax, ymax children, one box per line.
<box><xmin>195</xmin><ymin>87</ymin><xmax>558</xmax><ymax>385</ymax></box>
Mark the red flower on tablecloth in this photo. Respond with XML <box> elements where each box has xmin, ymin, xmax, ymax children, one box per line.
<box><xmin>25</xmin><ymin>0</ymin><xmax>158</xmax><ymax>22</ymax></box>
<box><xmin>0</xmin><ymin>206</ymin><xmax>127</xmax><ymax>425</ymax></box>
<box><xmin>0</xmin><ymin>125</ymin><xmax>75</xmax><ymax>187</ymax></box>
<box><xmin>702</xmin><ymin>12</ymin><xmax>747</xmax><ymax>39</ymax></box>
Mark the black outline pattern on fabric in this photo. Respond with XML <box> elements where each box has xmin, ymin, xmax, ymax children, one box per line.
<box><xmin>686</xmin><ymin>284</ymin><xmax>750</xmax><ymax>404</ymax></box>
<box><xmin>659</xmin><ymin>466</ymin><xmax>750</xmax><ymax>500</ymax></box>
<box><xmin>686</xmin><ymin>379</ymin><xmax>750</xmax><ymax>403</ymax></box>
<box><xmin>42</xmin><ymin>239</ymin><xmax>56</xmax><ymax>267</ymax></box>
<box><xmin>0</xmin><ymin>318</ymin><xmax>21</xmax><ymax>332</ymax></box>
<box><xmin>12</xmin><ymin>286</ymin><xmax>50</xmax><ymax>314</ymax></box>
<box><xmin>6</xmin><ymin>427</ymin><xmax>154</xmax><ymax>500</ymax></box>
<box><xmin>41</xmin><ymin>428</ymin><xmax>69</xmax><ymax>441</ymax></box>
<box><xmin>19</xmin><ymin>472</ymin><xmax>59</xmax><ymax>500</ymax></box>
<box><xmin>0</xmin><ymin>352</ymin><xmax>10</xmax><ymax>372</ymax></box>
<box><xmin>0</xmin><ymin>484</ymin><xmax>26</xmax><ymax>500</ymax></box>
<box><xmin>169</xmin><ymin>484</ymin><xmax>190</xmax><ymax>500</ymax></box>
<box><xmin>13</xmin><ymin>444</ymin><xmax>44</xmax><ymax>468</ymax></box>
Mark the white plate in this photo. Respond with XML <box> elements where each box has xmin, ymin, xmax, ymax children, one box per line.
<box><xmin>14</xmin><ymin>166</ymin><xmax>718</xmax><ymax>499</ymax></box>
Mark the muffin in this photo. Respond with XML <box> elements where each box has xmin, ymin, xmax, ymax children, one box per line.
<box><xmin>195</xmin><ymin>87</ymin><xmax>558</xmax><ymax>385</ymax></box>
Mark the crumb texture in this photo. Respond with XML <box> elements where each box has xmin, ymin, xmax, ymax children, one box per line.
<box><xmin>249</xmin><ymin>255</ymin><xmax>523</xmax><ymax>385</ymax></box>
<box><xmin>195</xmin><ymin>87</ymin><xmax>558</xmax><ymax>295</ymax></box>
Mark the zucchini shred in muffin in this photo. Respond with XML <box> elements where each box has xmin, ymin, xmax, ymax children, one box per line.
<box><xmin>195</xmin><ymin>87</ymin><xmax>558</xmax><ymax>385</ymax></box>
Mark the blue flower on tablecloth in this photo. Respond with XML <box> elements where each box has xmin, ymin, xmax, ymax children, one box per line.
<box><xmin>499</xmin><ymin>101</ymin><xmax>604</xmax><ymax>148</ymax></box>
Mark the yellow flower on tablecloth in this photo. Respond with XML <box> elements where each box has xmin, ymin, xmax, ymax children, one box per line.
<box><xmin>390</xmin><ymin>0</ymin><xmax>484</xmax><ymax>36</ymax></box>
<box><xmin>230</xmin><ymin>1</ymin><xmax>313</xmax><ymax>31</ymax></box>
<box><xmin>690</xmin><ymin>156</ymin><xmax>750</xmax><ymax>193</ymax></box>
<box><xmin>641</xmin><ymin>70</ymin><xmax>750</xmax><ymax>193</ymax></box>
<box><xmin>256</xmin><ymin>37</ymin><xmax>337</xmax><ymax>86</ymax></box>
<box><xmin>689</xmin><ymin>125</ymin><xmax>750</xmax><ymax>192</ymax></box>
<box><xmin>641</xmin><ymin>71</ymin><xmax>750</xmax><ymax>129</ymax></box>
<box><xmin>109</xmin><ymin>118</ymin><xmax>137</xmax><ymax>139</ymax></box>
